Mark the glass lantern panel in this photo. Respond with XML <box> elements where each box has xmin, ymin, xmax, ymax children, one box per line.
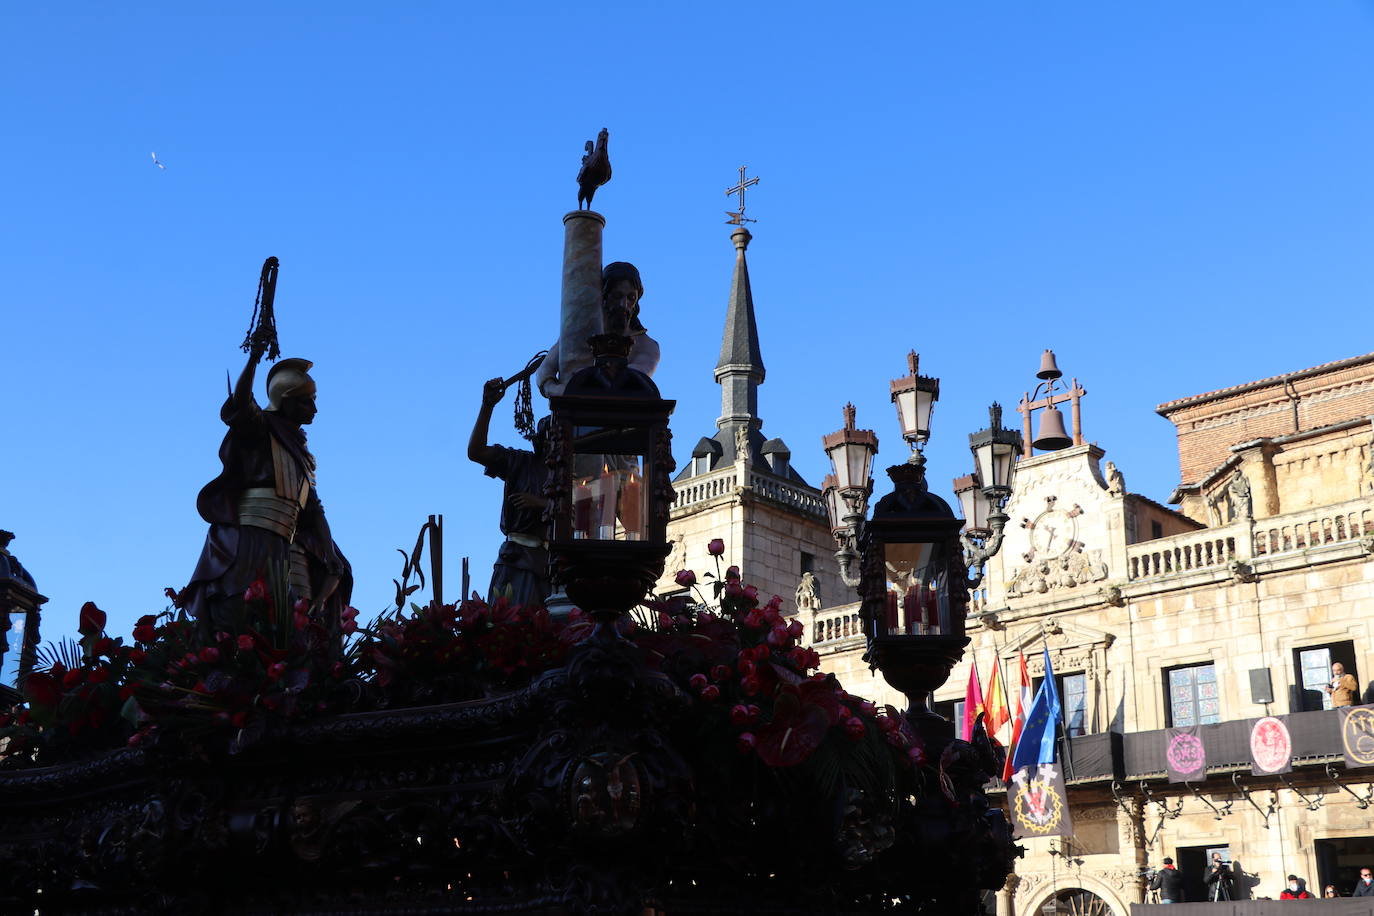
<box><xmin>914</xmin><ymin>389</ymin><xmax>935</xmax><ymax>437</ymax></box>
<box><xmin>882</xmin><ymin>541</ymin><xmax>950</xmax><ymax>636</ymax></box>
<box><xmin>956</xmin><ymin>486</ymin><xmax>987</xmax><ymax>532</ymax></box>
<box><xmin>2</xmin><ymin>614</ymin><xmax>24</xmax><ymax>687</ymax></box>
<box><xmin>993</xmin><ymin>443</ymin><xmax>1017</xmax><ymax>490</ymax></box>
<box><xmin>845</xmin><ymin>443</ymin><xmax>872</xmax><ymax>492</ymax></box>
<box><xmin>894</xmin><ymin>388</ymin><xmax>918</xmax><ymax>439</ymax></box>
<box><xmin>571</xmin><ymin>436</ymin><xmax>651</xmax><ymax>541</ymax></box>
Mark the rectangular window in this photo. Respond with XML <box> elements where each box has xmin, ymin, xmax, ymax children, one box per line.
<box><xmin>1061</xmin><ymin>673</ymin><xmax>1087</xmax><ymax>737</ymax></box>
<box><xmin>1166</xmin><ymin>663</ymin><xmax>1220</xmax><ymax>727</ymax></box>
<box><xmin>1293</xmin><ymin>641</ymin><xmax>1358</xmax><ymax>712</ymax></box>
<box><xmin>1151</xmin><ymin>520</ymin><xmax>1164</xmax><ymax>539</ymax></box>
<box><xmin>800</xmin><ymin>552</ymin><xmax>815</xmax><ymax>575</ymax></box>
<box><xmin>1031</xmin><ymin>672</ymin><xmax>1088</xmax><ymax>736</ymax></box>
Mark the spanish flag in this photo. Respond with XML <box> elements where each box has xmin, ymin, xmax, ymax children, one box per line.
<box><xmin>985</xmin><ymin>656</ymin><xmax>1011</xmax><ymax>735</ymax></box>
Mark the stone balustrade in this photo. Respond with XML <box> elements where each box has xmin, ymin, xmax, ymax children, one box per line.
<box><xmin>1252</xmin><ymin>499</ymin><xmax>1374</xmax><ymax>557</ymax></box>
<box><xmin>746</xmin><ymin>472</ymin><xmax>827</xmax><ymax>517</ymax></box>
<box><xmin>671</xmin><ymin>469</ymin><xmax>739</xmax><ymax>511</ymax></box>
<box><xmin>812</xmin><ymin>611</ymin><xmax>864</xmax><ymax>645</ymax></box>
<box><xmin>1126</xmin><ymin>498</ymin><xmax>1374</xmax><ymax>582</ymax></box>
<box><xmin>1127</xmin><ymin>526</ymin><xmax>1239</xmax><ymax>581</ymax></box>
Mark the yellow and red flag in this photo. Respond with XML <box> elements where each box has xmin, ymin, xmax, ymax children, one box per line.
<box><xmin>985</xmin><ymin>656</ymin><xmax>1011</xmax><ymax>734</ymax></box>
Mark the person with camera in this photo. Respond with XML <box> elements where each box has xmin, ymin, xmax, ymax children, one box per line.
<box><xmin>1205</xmin><ymin>852</ymin><xmax>1234</xmax><ymax>901</ymax></box>
<box><xmin>1150</xmin><ymin>857</ymin><xmax>1184</xmax><ymax>904</ymax></box>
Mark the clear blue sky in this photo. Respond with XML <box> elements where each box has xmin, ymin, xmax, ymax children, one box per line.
<box><xmin>7</xmin><ymin>3</ymin><xmax>1374</xmax><ymax>642</ymax></box>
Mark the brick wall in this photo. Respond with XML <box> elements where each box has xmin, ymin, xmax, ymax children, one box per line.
<box><xmin>1159</xmin><ymin>354</ymin><xmax>1374</xmax><ymax>487</ymax></box>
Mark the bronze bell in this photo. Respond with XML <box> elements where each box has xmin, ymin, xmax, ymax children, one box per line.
<box><xmin>1033</xmin><ymin>405</ymin><xmax>1072</xmax><ymax>451</ymax></box>
<box><xmin>1036</xmin><ymin>349</ymin><xmax>1063</xmax><ymax>381</ymax></box>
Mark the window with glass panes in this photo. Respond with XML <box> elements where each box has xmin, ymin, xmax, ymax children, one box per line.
<box><xmin>1061</xmin><ymin>673</ymin><xmax>1087</xmax><ymax>736</ymax></box>
<box><xmin>1167</xmin><ymin>663</ymin><xmax>1219</xmax><ymax>727</ymax></box>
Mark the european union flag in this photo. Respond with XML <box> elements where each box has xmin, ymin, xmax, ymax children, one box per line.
<box><xmin>1010</xmin><ymin>649</ymin><xmax>1062</xmax><ymax>771</ymax></box>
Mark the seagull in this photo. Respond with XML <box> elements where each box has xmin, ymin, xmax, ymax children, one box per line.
<box><xmin>151</xmin><ymin>152</ymin><xmax>166</xmax><ymax>170</ymax></box>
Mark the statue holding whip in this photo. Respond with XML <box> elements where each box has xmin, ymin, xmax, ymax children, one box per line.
<box><xmin>182</xmin><ymin>257</ymin><xmax>352</xmax><ymax>641</ymax></box>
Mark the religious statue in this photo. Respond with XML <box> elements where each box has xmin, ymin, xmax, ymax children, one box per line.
<box><xmin>182</xmin><ymin>337</ymin><xmax>352</xmax><ymax>638</ymax></box>
<box><xmin>468</xmin><ymin>377</ymin><xmax>551</xmax><ymax>607</ymax></box>
<box><xmin>795</xmin><ymin>571</ymin><xmax>821</xmax><ymax>612</ymax></box>
<box><xmin>1227</xmin><ymin>470</ymin><xmax>1253</xmax><ymax>520</ymax></box>
<box><xmin>536</xmin><ymin>262</ymin><xmax>660</xmax><ymax>398</ymax></box>
<box><xmin>1104</xmin><ymin>461</ymin><xmax>1125</xmax><ymax>497</ymax></box>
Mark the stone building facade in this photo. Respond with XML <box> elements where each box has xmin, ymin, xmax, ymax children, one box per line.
<box><xmin>888</xmin><ymin>354</ymin><xmax>1372</xmax><ymax>915</ymax></box>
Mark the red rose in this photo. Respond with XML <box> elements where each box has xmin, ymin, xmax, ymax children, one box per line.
<box><xmin>741</xmin><ymin>676</ymin><xmax>762</xmax><ymax>696</ymax></box>
<box><xmin>133</xmin><ymin>625</ymin><xmax>157</xmax><ymax>643</ymax></box>
<box><xmin>293</xmin><ymin>597</ymin><xmax>310</xmax><ymax>614</ymax></box>
<box><xmin>88</xmin><ymin>666</ymin><xmax>111</xmax><ymax>684</ymax></box>
<box><xmin>736</xmin><ymin>732</ymin><xmax>756</xmax><ymax>754</ymax></box>
<box><xmin>707</xmin><ymin>539</ymin><xmax>725</xmax><ymax>557</ymax></box>
<box><xmin>674</xmin><ymin>569</ymin><xmax>697</xmax><ymax>588</ymax></box>
<box><xmin>844</xmin><ymin>718</ymin><xmax>866</xmax><ymax>741</ymax></box>
<box><xmin>244</xmin><ymin>579</ymin><xmax>268</xmax><ymax>602</ymax></box>
<box><xmin>128</xmin><ymin>648</ymin><xmax>147</xmax><ymax>665</ymax></box>
<box><xmin>25</xmin><ymin>672</ymin><xmax>59</xmax><ymax>707</ymax></box>
<box><xmin>199</xmin><ymin>647</ymin><xmax>220</xmax><ymax>664</ymax></box>
<box><xmin>78</xmin><ymin>601</ymin><xmax>107</xmax><ymax>635</ymax></box>
<box><xmin>688</xmin><ymin>673</ymin><xmax>709</xmax><ymax>691</ymax></box>
<box><xmin>710</xmin><ymin>664</ymin><xmax>732</xmax><ymax>682</ymax></box>
<box><xmin>737</xmin><ymin>658</ymin><xmax>756</xmax><ymax>677</ymax></box>
<box><xmin>237</xmin><ymin>635</ymin><xmax>255</xmax><ymax>651</ymax></box>
<box><xmin>724</xmin><ymin>565</ymin><xmax>740</xmax><ymax>581</ymax></box>
<box><xmin>341</xmin><ymin>606</ymin><xmax>359</xmax><ymax>635</ymax></box>
<box><xmin>767</xmin><ymin>627</ymin><xmax>788</xmax><ymax>648</ymax></box>
<box><xmin>63</xmin><ymin>668</ymin><xmax>84</xmax><ymax>689</ymax></box>
<box><xmin>743</xmin><ymin>585</ymin><xmax>760</xmax><ymax>602</ymax></box>
<box><xmin>164</xmin><ymin>587</ymin><xmax>182</xmax><ymax>606</ymax></box>
<box><xmin>293</xmin><ymin>611</ymin><xmax>309</xmax><ymax>631</ymax></box>
<box><xmin>267</xmin><ymin>662</ymin><xmax>286</xmax><ymax>681</ymax></box>
<box><xmin>786</xmin><ymin>619</ymin><xmax>804</xmax><ymax>639</ymax></box>
<box><xmin>742</xmin><ymin>610</ymin><xmax>764</xmax><ymax>629</ymax></box>
<box><xmin>700</xmin><ymin>685</ymin><xmax>721</xmax><ymax>702</ymax></box>
<box><xmin>231</xmin><ymin>711</ymin><xmax>249</xmax><ymax>728</ymax></box>
<box><xmin>730</xmin><ymin>704</ymin><xmax>753</xmax><ymax>726</ymax></box>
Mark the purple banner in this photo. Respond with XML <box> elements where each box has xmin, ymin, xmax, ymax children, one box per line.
<box><xmin>1165</xmin><ymin>726</ymin><xmax>1206</xmax><ymax>783</ymax></box>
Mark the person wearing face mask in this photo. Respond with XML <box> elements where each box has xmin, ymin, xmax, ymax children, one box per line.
<box><xmin>1280</xmin><ymin>875</ymin><xmax>1312</xmax><ymax>899</ymax></box>
<box><xmin>1354</xmin><ymin>867</ymin><xmax>1374</xmax><ymax>897</ymax></box>
<box><xmin>1324</xmin><ymin>885</ymin><xmax>1340</xmax><ymax>898</ymax></box>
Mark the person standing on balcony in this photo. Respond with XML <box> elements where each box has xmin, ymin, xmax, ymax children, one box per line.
<box><xmin>1352</xmin><ymin>867</ymin><xmax>1374</xmax><ymax>897</ymax></box>
<box><xmin>1150</xmin><ymin>858</ymin><xmax>1184</xmax><ymax>904</ymax></box>
<box><xmin>1326</xmin><ymin>662</ymin><xmax>1359</xmax><ymax>708</ymax></box>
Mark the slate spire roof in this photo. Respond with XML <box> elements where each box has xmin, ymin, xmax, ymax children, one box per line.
<box><xmin>714</xmin><ymin>226</ymin><xmax>765</xmax><ymax>443</ymax></box>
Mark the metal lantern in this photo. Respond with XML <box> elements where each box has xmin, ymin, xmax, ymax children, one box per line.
<box><xmin>952</xmin><ymin>473</ymin><xmax>989</xmax><ymax>538</ymax></box>
<box><xmin>822</xmin><ymin>403</ymin><xmax>879</xmax><ymax>493</ymax></box>
<box><xmin>889</xmin><ymin>351</ymin><xmax>940</xmax><ymax>450</ymax></box>
<box><xmin>821</xmin><ymin>473</ymin><xmax>844</xmax><ymax>534</ymax></box>
<box><xmin>546</xmin><ymin>333</ymin><xmax>676</xmax><ymax>620</ymax></box>
<box><xmin>968</xmin><ymin>402</ymin><xmax>1021</xmax><ymax>503</ymax></box>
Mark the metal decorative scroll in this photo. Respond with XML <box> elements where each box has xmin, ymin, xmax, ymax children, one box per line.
<box><xmin>1339</xmin><ymin>705</ymin><xmax>1374</xmax><ymax>769</ymax></box>
<box><xmin>1165</xmin><ymin>726</ymin><xmax>1206</xmax><ymax>783</ymax></box>
<box><xmin>1248</xmin><ymin>716</ymin><xmax>1293</xmax><ymax>776</ymax></box>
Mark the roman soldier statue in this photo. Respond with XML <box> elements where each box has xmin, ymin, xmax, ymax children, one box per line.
<box><xmin>182</xmin><ymin>336</ymin><xmax>351</xmax><ymax>638</ymax></box>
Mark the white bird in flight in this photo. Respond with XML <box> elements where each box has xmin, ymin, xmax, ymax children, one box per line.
<box><xmin>150</xmin><ymin>152</ymin><xmax>166</xmax><ymax>170</ymax></box>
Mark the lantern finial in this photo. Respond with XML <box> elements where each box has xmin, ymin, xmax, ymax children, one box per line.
<box><xmin>843</xmin><ymin>402</ymin><xmax>856</xmax><ymax>430</ymax></box>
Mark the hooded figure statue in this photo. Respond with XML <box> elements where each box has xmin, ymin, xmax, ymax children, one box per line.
<box><xmin>182</xmin><ymin>340</ymin><xmax>352</xmax><ymax>639</ymax></box>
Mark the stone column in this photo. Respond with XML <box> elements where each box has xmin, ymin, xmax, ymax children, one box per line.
<box><xmin>997</xmin><ymin>873</ymin><xmax>1021</xmax><ymax>916</ymax></box>
<box><xmin>547</xmin><ymin>209</ymin><xmax>605</xmax><ymax>397</ymax></box>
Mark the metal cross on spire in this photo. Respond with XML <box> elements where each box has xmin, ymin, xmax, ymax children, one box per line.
<box><xmin>724</xmin><ymin>165</ymin><xmax>760</xmax><ymax>226</ymax></box>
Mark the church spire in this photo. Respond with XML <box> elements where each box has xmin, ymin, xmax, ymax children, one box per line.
<box><xmin>715</xmin><ymin>224</ymin><xmax>766</xmax><ymax>440</ymax></box>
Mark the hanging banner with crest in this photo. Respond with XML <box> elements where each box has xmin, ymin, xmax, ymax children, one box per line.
<box><xmin>1249</xmin><ymin>715</ymin><xmax>1293</xmax><ymax>776</ymax></box>
<box><xmin>1339</xmin><ymin>705</ymin><xmax>1374</xmax><ymax>770</ymax></box>
<box><xmin>1165</xmin><ymin>726</ymin><xmax>1207</xmax><ymax>783</ymax></box>
<box><xmin>1008</xmin><ymin>763</ymin><xmax>1074</xmax><ymax>839</ymax></box>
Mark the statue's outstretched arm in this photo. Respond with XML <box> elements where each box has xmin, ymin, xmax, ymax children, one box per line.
<box><xmin>229</xmin><ymin>339</ymin><xmax>267</xmax><ymax>417</ymax></box>
<box><xmin>467</xmin><ymin>377</ymin><xmax>505</xmax><ymax>467</ymax></box>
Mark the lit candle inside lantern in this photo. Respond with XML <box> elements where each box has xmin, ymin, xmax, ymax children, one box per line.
<box><xmin>598</xmin><ymin>465</ymin><xmax>617</xmax><ymax>538</ymax></box>
<box><xmin>884</xmin><ymin>590</ymin><xmax>899</xmax><ymax>633</ymax></box>
<box><xmin>620</xmin><ymin>472</ymin><xmax>643</xmax><ymax>540</ymax></box>
<box><xmin>573</xmin><ymin>477</ymin><xmax>593</xmax><ymax>539</ymax></box>
<box><xmin>902</xmin><ymin>585</ymin><xmax>918</xmax><ymax>634</ymax></box>
<box><xmin>923</xmin><ymin>584</ymin><xmax>939</xmax><ymax>634</ymax></box>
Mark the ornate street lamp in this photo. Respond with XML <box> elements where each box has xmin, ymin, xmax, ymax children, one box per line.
<box><xmin>822</xmin><ymin>356</ymin><xmax>969</xmax><ymax>740</ymax></box>
<box><xmin>822</xmin><ymin>404</ymin><xmax>878</xmax><ymax>587</ymax></box>
<box><xmin>889</xmin><ymin>350</ymin><xmax>940</xmax><ymax>452</ymax></box>
<box><xmin>960</xmin><ymin>402</ymin><xmax>1022</xmax><ymax>587</ymax></box>
<box><xmin>545</xmin><ymin>330</ymin><xmax>676</xmax><ymax>623</ymax></box>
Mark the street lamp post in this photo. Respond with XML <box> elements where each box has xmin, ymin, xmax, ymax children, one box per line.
<box><xmin>960</xmin><ymin>402</ymin><xmax>1023</xmax><ymax>588</ymax></box>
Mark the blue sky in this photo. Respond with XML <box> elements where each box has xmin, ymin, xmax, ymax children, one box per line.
<box><xmin>7</xmin><ymin>3</ymin><xmax>1374</xmax><ymax>641</ymax></box>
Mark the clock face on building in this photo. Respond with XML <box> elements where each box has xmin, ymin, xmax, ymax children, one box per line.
<box><xmin>1021</xmin><ymin>498</ymin><xmax>1083</xmax><ymax>561</ymax></box>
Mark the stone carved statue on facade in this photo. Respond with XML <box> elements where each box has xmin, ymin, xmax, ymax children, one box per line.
<box><xmin>1362</xmin><ymin>437</ymin><xmax>1374</xmax><ymax>495</ymax></box>
<box><xmin>1227</xmin><ymin>470</ymin><xmax>1252</xmax><ymax>520</ymax></box>
<box><xmin>735</xmin><ymin>425</ymin><xmax>751</xmax><ymax>462</ymax></box>
<box><xmin>182</xmin><ymin>338</ymin><xmax>352</xmax><ymax>639</ymax></box>
<box><xmin>795</xmin><ymin>572</ymin><xmax>821</xmax><ymax>612</ymax></box>
<box><xmin>1104</xmin><ymin>461</ymin><xmax>1125</xmax><ymax>497</ymax></box>
<box><xmin>1007</xmin><ymin>548</ymin><xmax>1107</xmax><ymax>598</ymax></box>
